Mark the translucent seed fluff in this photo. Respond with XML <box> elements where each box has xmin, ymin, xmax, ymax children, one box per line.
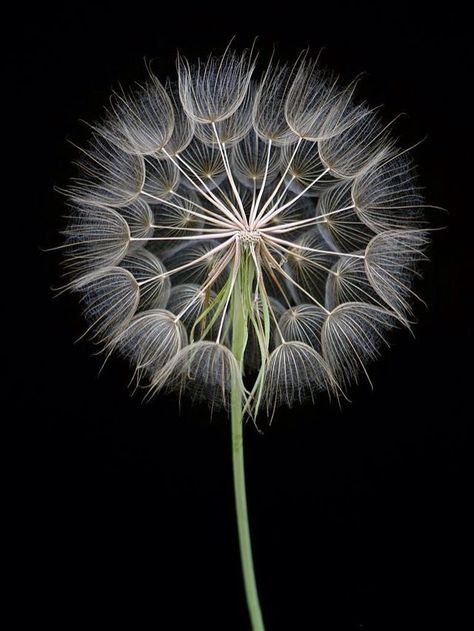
<box><xmin>60</xmin><ymin>46</ymin><xmax>430</xmax><ymax>416</ymax></box>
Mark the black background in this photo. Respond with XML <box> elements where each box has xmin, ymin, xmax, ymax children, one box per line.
<box><xmin>10</xmin><ymin>4</ymin><xmax>471</xmax><ymax>630</ymax></box>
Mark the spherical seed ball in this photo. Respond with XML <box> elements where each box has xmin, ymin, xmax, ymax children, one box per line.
<box><xmin>61</xmin><ymin>45</ymin><xmax>431</xmax><ymax>413</ymax></box>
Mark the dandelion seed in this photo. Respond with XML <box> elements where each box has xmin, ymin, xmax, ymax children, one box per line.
<box><xmin>281</xmin><ymin>138</ymin><xmax>335</xmax><ymax>195</ymax></box>
<box><xmin>67</xmin><ymin>133</ymin><xmax>145</xmax><ymax>207</ymax></box>
<box><xmin>97</xmin><ymin>79</ymin><xmax>174</xmax><ymax>155</ymax></box>
<box><xmin>263</xmin><ymin>341</ymin><xmax>335</xmax><ymax>414</ymax></box>
<box><xmin>284</xmin><ymin>56</ymin><xmax>341</xmax><ymax>141</ymax></box>
<box><xmin>73</xmin><ymin>267</ymin><xmax>140</xmax><ymax>343</ymax></box>
<box><xmin>232</xmin><ymin>128</ymin><xmax>281</xmax><ymax>189</ymax></box>
<box><xmin>166</xmin><ymin>283</ymin><xmax>219</xmax><ymax>336</ymax></box>
<box><xmin>317</xmin><ymin>180</ymin><xmax>374</xmax><ymax>252</ymax></box>
<box><xmin>321</xmin><ymin>302</ymin><xmax>399</xmax><ymax>388</ymax></box>
<box><xmin>325</xmin><ymin>255</ymin><xmax>379</xmax><ymax>309</ymax></box>
<box><xmin>319</xmin><ymin>107</ymin><xmax>395</xmax><ymax>178</ymax></box>
<box><xmin>253</xmin><ymin>60</ymin><xmax>299</xmax><ymax>146</ymax></box>
<box><xmin>112</xmin><ymin>309</ymin><xmax>187</xmax><ymax>381</ymax></box>
<box><xmin>158</xmin><ymin>79</ymin><xmax>195</xmax><ymax>158</ymax></box>
<box><xmin>352</xmin><ymin>154</ymin><xmax>426</xmax><ymax>232</ymax></box>
<box><xmin>118</xmin><ymin>198</ymin><xmax>154</xmax><ymax>244</ymax></box>
<box><xmin>142</xmin><ymin>155</ymin><xmax>180</xmax><ymax>199</ymax></box>
<box><xmin>61</xmin><ymin>203</ymin><xmax>131</xmax><ymax>275</ymax></box>
<box><xmin>120</xmin><ymin>248</ymin><xmax>171</xmax><ymax>309</ymax></box>
<box><xmin>152</xmin><ymin>341</ymin><xmax>243</xmax><ymax>408</ymax></box>
<box><xmin>364</xmin><ymin>229</ymin><xmax>429</xmax><ymax>322</ymax></box>
<box><xmin>278</xmin><ymin>303</ymin><xmax>327</xmax><ymax>350</ymax></box>
<box><xmin>58</xmin><ymin>45</ymin><xmax>433</xmax><ymax>631</ymax></box>
<box><xmin>178</xmin><ymin>48</ymin><xmax>255</xmax><ymax>124</ymax></box>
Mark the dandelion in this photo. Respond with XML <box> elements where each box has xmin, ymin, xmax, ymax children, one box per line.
<box><xmin>57</xmin><ymin>45</ymin><xmax>432</xmax><ymax>630</ymax></box>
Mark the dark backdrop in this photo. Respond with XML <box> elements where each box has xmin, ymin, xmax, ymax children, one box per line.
<box><xmin>10</xmin><ymin>4</ymin><xmax>471</xmax><ymax>630</ymax></box>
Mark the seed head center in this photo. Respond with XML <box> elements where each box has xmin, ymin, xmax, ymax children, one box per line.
<box><xmin>238</xmin><ymin>229</ymin><xmax>261</xmax><ymax>248</ymax></box>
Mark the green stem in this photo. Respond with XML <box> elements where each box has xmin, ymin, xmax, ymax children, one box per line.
<box><xmin>231</xmin><ymin>260</ymin><xmax>266</xmax><ymax>631</ymax></box>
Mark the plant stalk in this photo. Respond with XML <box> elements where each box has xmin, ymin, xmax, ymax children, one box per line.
<box><xmin>231</xmin><ymin>260</ymin><xmax>265</xmax><ymax>631</ymax></box>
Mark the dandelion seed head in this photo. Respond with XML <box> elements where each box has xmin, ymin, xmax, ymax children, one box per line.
<box><xmin>60</xmin><ymin>44</ymin><xmax>431</xmax><ymax>416</ymax></box>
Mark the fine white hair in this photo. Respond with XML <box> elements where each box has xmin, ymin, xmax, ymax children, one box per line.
<box><xmin>59</xmin><ymin>44</ymin><xmax>432</xmax><ymax>415</ymax></box>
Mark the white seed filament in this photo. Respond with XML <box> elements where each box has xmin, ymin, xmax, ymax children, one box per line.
<box><xmin>62</xmin><ymin>45</ymin><xmax>430</xmax><ymax>415</ymax></box>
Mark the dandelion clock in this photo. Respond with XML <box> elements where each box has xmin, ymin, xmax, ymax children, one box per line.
<box><xmin>56</xmin><ymin>44</ymin><xmax>431</xmax><ymax>630</ymax></box>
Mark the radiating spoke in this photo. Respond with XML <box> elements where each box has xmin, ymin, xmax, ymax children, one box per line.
<box><xmin>263</xmin><ymin>233</ymin><xmax>365</xmax><ymax>259</ymax></box>
<box><xmin>261</xmin><ymin>240</ymin><xmax>330</xmax><ymax>314</ymax></box>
